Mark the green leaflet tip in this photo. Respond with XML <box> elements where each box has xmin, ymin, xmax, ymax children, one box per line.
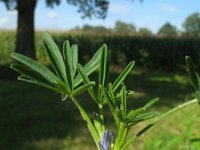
<box><xmin>130</xmin><ymin>60</ymin><xmax>135</xmax><ymax>65</ymax></box>
<box><xmin>9</xmin><ymin>64</ymin><xmax>18</xmax><ymax>72</ymax></box>
<box><xmin>103</xmin><ymin>44</ymin><xmax>107</xmax><ymax>48</ymax></box>
<box><xmin>9</xmin><ymin>63</ymin><xmax>14</xmax><ymax>69</ymax></box>
<box><xmin>42</xmin><ymin>33</ymin><xmax>54</xmax><ymax>44</ymax></box>
<box><xmin>91</xmin><ymin>81</ymin><xmax>96</xmax><ymax>86</ymax></box>
<box><xmin>10</xmin><ymin>52</ymin><xmax>15</xmax><ymax>57</ymax></box>
<box><xmin>185</xmin><ymin>55</ymin><xmax>190</xmax><ymax>60</ymax></box>
<box><xmin>62</xmin><ymin>94</ymin><xmax>68</xmax><ymax>101</ymax></box>
<box><xmin>63</xmin><ymin>40</ymin><xmax>70</xmax><ymax>45</ymax></box>
<box><xmin>10</xmin><ymin>52</ymin><xmax>20</xmax><ymax>59</ymax></box>
<box><xmin>42</xmin><ymin>32</ymin><xmax>50</xmax><ymax>38</ymax></box>
<box><xmin>128</xmin><ymin>90</ymin><xmax>135</xmax><ymax>95</ymax></box>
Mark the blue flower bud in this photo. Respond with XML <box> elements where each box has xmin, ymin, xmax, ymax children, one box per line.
<box><xmin>99</xmin><ymin>130</ymin><xmax>115</xmax><ymax>150</ymax></box>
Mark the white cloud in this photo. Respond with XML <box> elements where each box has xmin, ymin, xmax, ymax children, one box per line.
<box><xmin>0</xmin><ymin>10</ymin><xmax>16</xmax><ymax>26</ymax></box>
<box><xmin>0</xmin><ymin>10</ymin><xmax>17</xmax><ymax>28</ymax></box>
<box><xmin>158</xmin><ymin>4</ymin><xmax>180</xmax><ymax>13</ymax></box>
<box><xmin>109</xmin><ymin>4</ymin><xmax>130</xmax><ymax>15</ymax></box>
<box><xmin>0</xmin><ymin>16</ymin><xmax>16</xmax><ymax>29</ymax></box>
<box><xmin>6</xmin><ymin>10</ymin><xmax>17</xmax><ymax>16</ymax></box>
<box><xmin>0</xmin><ymin>17</ymin><xmax>11</xmax><ymax>25</ymax></box>
<box><xmin>47</xmin><ymin>11</ymin><xmax>57</xmax><ymax>19</ymax></box>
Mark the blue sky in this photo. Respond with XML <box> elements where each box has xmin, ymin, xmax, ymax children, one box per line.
<box><xmin>0</xmin><ymin>0</ymin><xmax>200</xmax><ymax>33</ymax></box>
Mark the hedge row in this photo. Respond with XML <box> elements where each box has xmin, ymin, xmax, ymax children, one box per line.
<box><xmin>1</xmin><ymin>31</ymin><xmax>200</xmax><ymax>71</ymax></box>
<box><xmin>47</xmin><ymin>33</ymin><xmax>200</xmax><ymax>71</ymax></box>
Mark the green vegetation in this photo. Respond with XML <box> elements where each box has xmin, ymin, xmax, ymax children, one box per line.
<box><xmin>0</xmin><ymin>71</ymin><xmax>199</xmax><ymax>150</ymax></box>
<box><xmin>1</xmin><ymin>30</ymin><xmax>200</xmax><ymax>71</ymax></box>
<box><xmin>183</xmin><ymin>12</ymin><xmax>200</xmax><ymax>38</ymax></box>
<box><xmin>10</xmin><ymin>33</ymin><xmax>200</xmax><ymax>150</ymax></box>
<box><xmin>0</xmin><ymin>30</ymin><xmax>16</xmax><ymax>64</ymax></box>
<box><xmin>1</xmin><ymin>0</ymin><xmax>111</xmax><ymax>59</ymax></box>
<box><xmin>3</xmin><ymin>30</ymin><xmax>200</xmax><ymax>73</ymax></box>
<box><xmin>157</xmin><ymin>22</ymin><xmax>178</xmax><ymax>37</ymax></box>
<box><xmin>0</xmin><ymin>33</ymin><xmax>199</xmax><ymax>149</ymax></box>
<box><xmin>114</xmin><ymin>20</ymin><xmax>136</xmax><ymax>35</ymax></box>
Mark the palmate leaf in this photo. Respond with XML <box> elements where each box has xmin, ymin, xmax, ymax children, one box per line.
<box><xmin>43</xmin><ymin>33</ymin><xmax>68</xmax><ymax>84</ymax></box>
<box><xmin>101</xmin><ymin>85</ymin><xmax>120</xmax><ymax>126</ymax></box>
<box><xmin>77</xmin><ymin>63</ymin><xmax>97</xmax><ymax>101</ymax></box>
<box><xmin>18</xmin><ymin>75</ymin><xmax>60</xmax><ymax>92</ymax></box>
<box><xmin>10</xmin><ymin>63</ymin><xmax>59</xmax><ymax>92</ymax></box>
<box><xmin>100</xmin><ymin>86</ymin><xmax>116</xmax><ymax>109</ymax></box>
<box><xmin>63</xmin><ymin>40</ymin><xmax>73</xmax><ymax>90</ymax></box>
<box><xmin>126</xmin><ymin>108</ymin><xmax>145</xmax><ymax>122</ymax></box>
<box><xmin>143</xmin><ymin>97</ymin><xmax>159</xmax><ymax>109</ymax></box>
<box><xmin>98</xmin><ymin>44</ymin><xmax>109</xmax><ymax>102</ymax></box>
<box><xmin>115</xmin><ymin>90</ymin><xmax>135</xmax><ymax>100</ymax></box>
<box><xmin>11</xmin><ymin>52</ymin><xmax>59</xmax><ymax>83</ymax></box>
<box><xmin>120</xmin><ymin>86</ymin><xmax>127</xmax><ymax>119</ymax></box>
<box><xmin>112</xmin><ymin>61</ymin><xmax>135</xmax><ymax>92</ymax></box>
<box><xmin>134</xmin><ymin>111</ymin><xmax>159</xmax><ymax>122</ymax></box>
<box><xmin>83</xmin><ymin>47</ymin><xmax>102</xmax><ymax>75</ymax></box>
<box><xmin>71</xmin><ymin>44</ymin><xmax>78</xmax><ymax>76</ymax></box>
<box><xmin>186</xmin><ymin>56</ymin><xmax>200</xmax><ymax>104</ymax></box>
<box><xmin>73</xmin><ymin>81</ymin><xmax>95</xmax><ymax>96</ymax></box>
<box><xmin>125</xmin><ymin>98</ymin><xmax>159</xmax><ymax>126</ymax></box>
<box><xmin>11</xmin><ymin>63</ymin><xmax>53</xmax><ymax>85</ymax></box>
<box><xmin>128</xmin><ymin>112</ymin><xmax>159</xmax><ymax>126</ymax></box>
<box><xmin>108</xmin><ymin>83</ymin><xmax>115</xmax><ymax>105</ymax></box>
<box><xmin>55</xmin><ymin>80</ymin><xmax>71</xmax><ymax>96</ymax></box>
<box><xmin>74</xmin><ymin>46</ymin><xmax>103</xmax><ymax>87</ymax></box>
<box><xmin>186</xmin><ymin>56</ymin><xmax>200</xmax><ymax>91</ymax></box>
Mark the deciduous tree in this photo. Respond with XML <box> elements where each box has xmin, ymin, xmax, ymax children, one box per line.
<box><xmin>183</xmin><ymin>12</ymin><xmax>200</xmax><ymax>38</ymax></box>
<box><xmin>1</xmin><ymin>0</ymin><xmax>109</xmax><ymax>58</ymax></box>
<box><xmin>137</xmin><ymin>27</ymin><xmax>152</xmax><ymax>37</ymax></box>
<box><xmin>157</xmin><ymin>22</ymin><xmax>177</xmax><ymax>37</ymax></box>
<box><xmin>114</xmin><ymin>20</ymin><xmax>136</xmax><ymax>35</ymax></box>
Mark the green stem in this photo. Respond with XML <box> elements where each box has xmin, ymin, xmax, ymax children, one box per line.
<box><xmin>98</xmin><ymin>104</ymin><xmax>105</xmax><ymax>137</ymax></box>
<box><xmin>114</xmin><ymin>123</ymin><xmax>128</xmax><ymax>150</ymax></box>
<box><xmin>121</xmin><ymin>135</ymin><xmax>137</xmax><ymax>150</ymax></box>
<box><xmin>70</xmin><ymin>96</ymin><xmax>100</xmax><ymax>149</ymax></box>
<box><xmin>110</xmin><ymin>108</ymin><xmax>120</xmax><ymax>127</ymax></box>
<box><xmin>121</xmin><ymin>99</ymin><xmax>198</xmax><ymax>150</ymax></box>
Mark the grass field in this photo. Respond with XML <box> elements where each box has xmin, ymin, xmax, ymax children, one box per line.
<box><xmin>1</xmin><ymin>70</ymin><xmax>200</xmax><ymax>150</ymax></box>
<box><xmin>0</xmin><ymin>30</ymin><xmax>53</xmax><ymax>65</ymax></box>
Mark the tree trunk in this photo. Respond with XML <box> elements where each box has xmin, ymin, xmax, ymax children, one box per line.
<box><xmin>16</xmin><ymin>0</ymin><xmax>36</xmax><ymax>59</ymax></box>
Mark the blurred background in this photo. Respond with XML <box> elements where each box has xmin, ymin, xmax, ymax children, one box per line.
<box><xmin>0</xmin><ymin>0</ymin><xmax>200</xmax><ymax>149</ymax></box>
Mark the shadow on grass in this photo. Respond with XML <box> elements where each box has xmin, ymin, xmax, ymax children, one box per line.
<box><xmin>0</xmin><ymin>81</ymin><xmax>98</xmax><ymax>150</ymax></box>
<box><xmin>0</xmin><ymin>71</ymin><xmax>195</xmax><ymax>150</ymax></box>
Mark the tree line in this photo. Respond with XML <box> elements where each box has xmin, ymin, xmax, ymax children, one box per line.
<box><xmin>70</xmin><ymin>12</ymin><xmax>200</xmax><ymax>38</ymax></box>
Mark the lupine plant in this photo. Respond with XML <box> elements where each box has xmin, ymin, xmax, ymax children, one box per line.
<box><xmin>10</xmin><ymin>33</ymin><xmax>199</xmax><ymax>150</ymax></box>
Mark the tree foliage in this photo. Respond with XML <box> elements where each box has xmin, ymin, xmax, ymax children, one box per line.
<box><xmin>183</xmin><ymin>12</ymin><xmax>200</xmax><ymax>38</ymax></box>
<box><xmin>157</xmin><ymin>22</ymin><xmax>177</xmax><ymax>37</ymax></box>
<box><xmin>137</xmin><ymin>28</ymin><xmax>152</xmax><ymax>37</ymax></box>
<box><xmin>82</xmin><ymin>24</ymin><xmax>112</xmax><ymax>33</ymax></box>
<box><xmin>114</xmin><ymin>20</ymin><xmax>136</xmax><ymax>35</ymax></box>
<box><xmin>1</xmin><ymin>0</ymin><xmax>109</xmax><ymax>19</ymax></box>
<box><xmin>0</xmin><ymin>0</ymin><xmax>110</xmax><ymax>58</ymax></box>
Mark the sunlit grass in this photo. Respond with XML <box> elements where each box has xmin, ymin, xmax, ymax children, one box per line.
<box><xmin>0</xmin><ymin>30</ymin><xmax>16</xmax><ymax>64</ymax></box>
<box><xmin>131</xmin><ymin>104</ymin><xmax>200</xmax><ymax>150</ymax></box>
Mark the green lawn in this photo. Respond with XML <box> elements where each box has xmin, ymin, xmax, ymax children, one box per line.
<box><xmin>0</xmin><ymin>71</ymin><xmax>200</xmax><ymax>150</ymax></box>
